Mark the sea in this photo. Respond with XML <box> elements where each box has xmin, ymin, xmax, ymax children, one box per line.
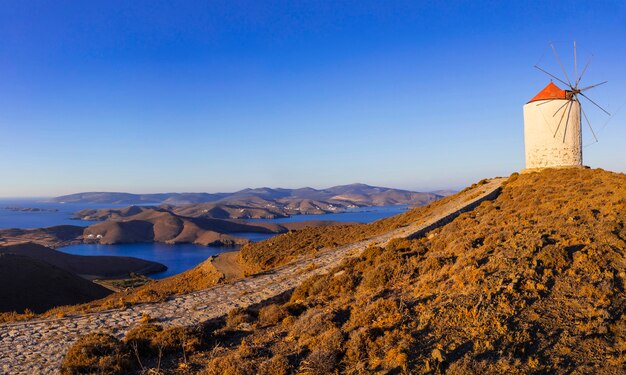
<box><xmin>0</xmin><ymin>198</ymin><xmax>408</xmax><ymax>279</ymax></box>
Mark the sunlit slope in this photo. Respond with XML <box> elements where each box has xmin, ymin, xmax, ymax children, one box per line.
<box><xmin>189</xmin><ymin>168</ymin><xmax>626</xmax><ymax>373</ymax></box>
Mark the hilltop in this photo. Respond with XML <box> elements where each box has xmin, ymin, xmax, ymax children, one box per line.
<box><xmin>58</xmin><ymin>168</ymin><xmax>626</xmax><ymax>373</ymax></box>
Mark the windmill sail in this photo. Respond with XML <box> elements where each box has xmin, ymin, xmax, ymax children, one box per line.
<box><xmin>524</xmin><ymin>42</ymin><xmax>609</xmax><ymax>170</ymax></box>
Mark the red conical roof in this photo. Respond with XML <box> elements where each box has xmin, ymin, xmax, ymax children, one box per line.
<box><xmin>528</xmin><ymin>82</ymin><xmax>567</xmax><ymax>103</ymax></box>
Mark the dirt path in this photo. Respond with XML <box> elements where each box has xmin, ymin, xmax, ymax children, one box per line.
<box><xmin>0</xmin><ymin>178</ymin><xmax>505</xmax><ymax>374</ymax></box>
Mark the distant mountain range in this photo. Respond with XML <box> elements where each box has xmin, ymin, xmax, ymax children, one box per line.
<box><xmin>52</xmin><ymin>183</ymin><xmax>448</xmax><ymax>207</ymax></box>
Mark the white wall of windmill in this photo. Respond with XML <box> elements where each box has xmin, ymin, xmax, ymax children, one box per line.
<box><xmin>523</xmin><ymin>99</ymin><xmax>582</xmax><ymax>169</ymax></box>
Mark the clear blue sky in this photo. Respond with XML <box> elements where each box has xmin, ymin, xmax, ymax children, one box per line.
<box><xmin>0</xmin><ymin>1</ymin><xmax>624</xmax><ymax>197</ymax></box>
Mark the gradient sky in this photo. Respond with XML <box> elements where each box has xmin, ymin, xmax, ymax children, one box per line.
<box><xmin>1</xmin><ymin>1</ymin><xmax>624</xmax><ymax>197</ymax></box>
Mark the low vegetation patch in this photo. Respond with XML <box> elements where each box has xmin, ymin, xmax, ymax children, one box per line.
<box><xmin>94</xmin><ymin>273</ymin><xmax>153</xmax><ymax>292</ymax></box>
<box><xmin>61</xmin><ymin>333</ymin><xmax>130</xmax><ymax>374</ymax></box>
<box><xmin>61</xmin><ymin>322</ymin><xmax>206</xmax><ymax>374</ymax></box>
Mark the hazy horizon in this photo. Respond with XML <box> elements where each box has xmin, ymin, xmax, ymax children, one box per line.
<box><xmin>0</xmin><ymin>181</ymin><xmax>464</xmax><ymax>199</ymax></box>
<box><xmin>1</xmin><ymin>2</ymin><xmax>624</xmax><ymax>196</ymax></box>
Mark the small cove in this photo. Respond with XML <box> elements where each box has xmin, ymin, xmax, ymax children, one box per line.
<box><xmin>59</xmin><ymin>242</ymin><xmax>227</xmax><ymax>279</ymax></box>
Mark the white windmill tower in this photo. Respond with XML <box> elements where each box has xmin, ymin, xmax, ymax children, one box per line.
<box><xmin>523</xmin><ymin>42</ymin><xmax>610</xmax><ymax>170</ymax></box>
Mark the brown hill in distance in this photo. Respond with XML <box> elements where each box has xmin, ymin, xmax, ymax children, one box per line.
<box><xmin>171</xmin><ymin>197</ymin><xmax>294</xmax><ymax>219</ymax></box>
<box><xmin>0</xmin><ymin>243</ymin><xmax>166</xmax><ymax>278</ymax></box>
<box><xmin>0</xmin><ymin>253</ymin><xmax>112</xmax><ymax>314</ymax></box>
<box><xmin>74</xmin><ymin>205</ymin><xmax>170</xmax><ymax>221</ymax></box>
<box><xmin>69</xmin><ymin>184</ymin><xmax>442</xmax><ymax>226</ymax></box>
<box><xmin>172</xmin><ymin>197</ymin><xmax>348</xmax><ymax>219</ymax></box>
<box><xmin>84</xmin><ymin>210</ymin><xmax>249</xmax><ymax>246</ymax></box>
<box><xmin>50</xmin><ymin>192</ymin><xmax>228</xmax><ymax>205</ymax></box>
<box><xmin>82</xmin><ymin>208</ymin><xmax>350</xmax><ymax>246</ymax></box>
<box><xmin>75</xmin><ymin>198</ymin><xmax>346</xmax><ymax>220</ymax></box>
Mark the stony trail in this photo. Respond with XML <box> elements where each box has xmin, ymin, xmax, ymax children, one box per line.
<box><xmin>0</xmin><ymin>178</ymin><xmax>505</xmax><ymax>374</ymax></box>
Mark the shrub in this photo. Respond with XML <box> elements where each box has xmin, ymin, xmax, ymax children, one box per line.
<box><xmin>258</xmin><ymin>304</ymin><xmax>288</xmax><ymax>327</ymax></box>
<box><xmin>299</xmin><ymin>350</ymin><xmax>339</xmax><ymax>375</ymax></box>
<box><xmin>257</xmin><ymin>355</ymin><xmax>292</xmax><ymax>375</ymax></box>
<box><xmin>289</xmin><ymin>308</ymin><xmax>337</xmax><ymax>344</ymax></box>
<box><xmin>153</xmin><ymin>326</ymin><xmax>203</xmax><ymax>354</ymax></box>
<box><xmin>61</xmin><ymin>333</ymin><xmax>130</xmax><ymax>374</ymax></box>
<box><xmin>203</xmin><ymin>352</ymin><xmax>258</xmax><ymax>375</ymax></box>
<box><xmin>124</xmin><ymin>323</ymin><xmax>163</xmax><ymax>356</ymax></box>
<box><xmin>308</xmin><ymin>327</ymin><xmax>344</xmax><ymax>353</ymax></box>
<box><xmin>360</xmin><ymin>263</ymin><xmax>395</xmax><ymax>290</ymax></box>
<box><xmin>290</xmin><ymin>274</ymin><xmax>330</xmax><ymax>302</ymax></box>
<box><xmin>226</xmin><ymin>307</ymin><xmax>255</xmax><ymax>329</ymax></box>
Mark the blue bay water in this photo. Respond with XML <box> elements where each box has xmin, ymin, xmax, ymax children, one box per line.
<box><xmin>60</xmin><ymin>232</ymin><xmax>277</xmax><ymax>280</ymax></box>
<box><xmin>0</xmin><ymin>199</ymin><xmax>408</xmax><ymax>279</ymax></box>
<box><xmin>59</xmin><ymin>243</ymin><xmax>227</xmax><ymax>279</ymax></box>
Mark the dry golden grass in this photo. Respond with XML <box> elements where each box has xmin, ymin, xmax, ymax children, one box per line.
<box><xmin>61</xmin><ymin>322</ymin><xmax>206</xmax><ymax>374</ymax></box>
<box><xmin>60</xmin><ymin>332</ymin><xmax>130</xmax><ymax>374</ymax></box>
<box><xmin>63</xmin><ymin>168</ymin><xmax>626</xmax><ymax>373</ymax></box>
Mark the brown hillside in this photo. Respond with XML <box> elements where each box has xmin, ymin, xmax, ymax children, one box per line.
<box><xmin>0</xmin><ymin>243</ymin><xmax>166</xmax><ymax>278</ymax></box>
<box><xmin>84</xmin><ymin>211</ymin><xmax>257</xmax><ymax>246</ymax></box>
<box><xmin>0</xmin><ymin>254</ymin><xmax>112</xmax><ymax>314</ymax></box>
<box><xmin>330</xmin><ymin>189</ymin><xmax>438</xmax><ymax>206</ymax></box>
<box><xmin>74</xmin><ymin>205</ymin><xmax>159</xmax><ymax>221</ymax></box>
<box><xmin>65</xmin><ymin>168</ymin><xmax>626</xmax><ymax>373</ymax></box>
<box><xmin>184</xmin><ymin>168</ymin><xmax>626</xmax><ymax>373</ymax></box>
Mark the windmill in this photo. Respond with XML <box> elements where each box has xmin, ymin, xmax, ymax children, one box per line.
<box><xmin>523</xmin><ymin>41</ymin><xmax>610</xmax><ymax>170</ymax></box>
